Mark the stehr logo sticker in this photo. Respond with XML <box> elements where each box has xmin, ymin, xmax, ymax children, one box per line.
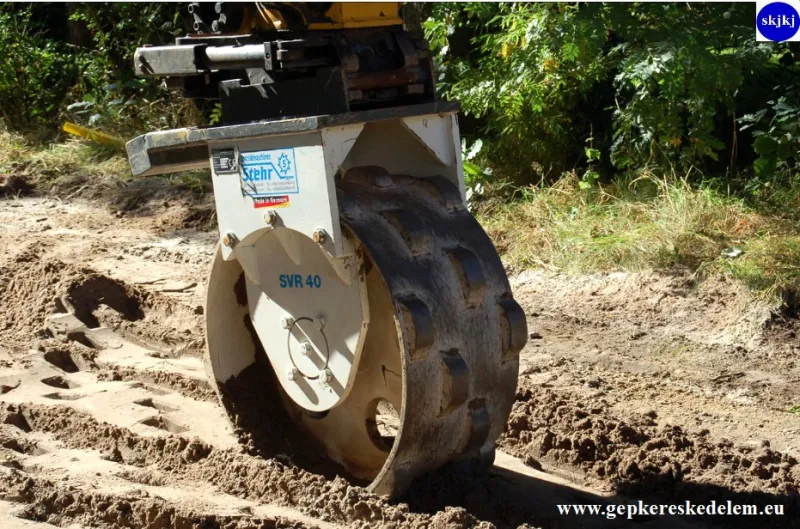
<box><xmin>757</xmin><ymin>1</ymin><xmax>800</xmax><ymax>41</ymax></box>
<box><xmin>240</xmin><ymin>148</ymin><xmax>299</xmax><ymax>196</ymax></box>
<box><xmin>253</xmin><ymin>195</ymin><xmax>290</xmax><ymax>209</ymax></box>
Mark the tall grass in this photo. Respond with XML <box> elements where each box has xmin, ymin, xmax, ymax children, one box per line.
<box><xmin>0</xmin><ymin>131</ymin><xmax>128</xmax><ymax>192</ymax></box>
<box><xmin>479</xmin><ymin>173</ymin><xmax>800</xmax><ymax>300</ymax></box>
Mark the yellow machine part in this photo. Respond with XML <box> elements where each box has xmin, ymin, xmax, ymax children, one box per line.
<box><xmin>62</xmin><ymin>122</ymin><xmax>125</xmax><ymax>149</ymax></box>
<box><xmin>245</xmin><ymin>2</ymin><xmax>402</xmax><ymax>32</ymax></box>
<box><xmin>308</xmin><ymin>2</ymin><xmax>403</xmax><ymax>30</ymax></box>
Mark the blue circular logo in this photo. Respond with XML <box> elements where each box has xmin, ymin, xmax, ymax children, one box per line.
<box><xmin>757</xmin><ymin>2</ymin><xmax>799</xmax><ymax>42</ymax></box>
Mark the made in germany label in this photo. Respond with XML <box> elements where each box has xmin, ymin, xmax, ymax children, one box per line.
<box><xmin>253</xmin><ymin>195</ymin><xmax>290</xmax><ymax>208</ymax></box>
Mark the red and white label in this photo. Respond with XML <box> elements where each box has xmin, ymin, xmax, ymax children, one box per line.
<box><xmin>253</xmin><ymin>195</ymin><xmax>290</xmax><ymax>209</ymax></box>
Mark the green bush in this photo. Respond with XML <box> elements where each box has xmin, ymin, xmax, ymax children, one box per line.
<box><xmin>425</xmin><ymin>3</ymin><xmax>797</xmax><ymax>184</ymax></box>
<box><xmin>0</xmin><ymin>7</ymin><xmax>80</xmax><ymax>129</ymax></box>
<box><xmin>740</xmin><ymin>84</ymin><xmax>800</xmax><ymax>179</ymax></box>
<box><xmin>0</xmin><ymin>3</ymin><xmax>194</xmax><ymax>136</ymax></box>
<box><xmin>65</xmin><ymin>4</ymin><xmax>193</xmax><ymax>134</ymax></box>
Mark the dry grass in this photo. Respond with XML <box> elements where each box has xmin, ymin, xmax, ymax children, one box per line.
<box><xmin>0</xmin><ymin>131</ymin><xmax>210</xmax><ymax>195</ymax></box>
<box><xmin>0</xmin><ymin>130</ymin><xmax>129</xmax><ymax>193</ymax></box>
<box><xmin>478</xmin><ymin>173</ymin><xmax>800</xmax><ymax>300</ymax></box>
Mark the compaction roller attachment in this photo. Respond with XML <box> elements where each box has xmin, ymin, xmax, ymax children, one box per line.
<box><xmin>127</xmin><ymin>2</ymin><xmax>527</xmax><ymax>498</ymax></box>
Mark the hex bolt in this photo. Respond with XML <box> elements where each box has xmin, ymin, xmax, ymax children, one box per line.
<box><xmin>286</xmin><ymin>367</ymin><xmax>298</xmax><ymax>382</ymax></box>
<box><xmin>280</xmin><ymin>315</ymin><xmax>294</xmax><ymax>329</ymax></box>
<box><xmin>299</xmin><ymin>342</ymin><xmax>313</xmax><ymax>356</ymax></box>
<box><xmin>264</xmin><ymin>210</ymin><xmax>277</xmax><ymax>226</ymax></box>
<box><xmin>312</xmin><ymin>229</ymin><xmax>327</xmax><ymax>244</ymax></box>
<box><xmin>222</xmin><ymin>232</ymin><xmax>236</xmax><ymax>247</ymax></box>
<box><xmin>318</xmin><ymin>368</ymin><xmax>332</xmax><ymax>384</ymax></box>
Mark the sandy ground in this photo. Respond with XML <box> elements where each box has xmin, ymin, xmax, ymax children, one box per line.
<box><xmin>0</xmin><ymin>193</ymin><xmax>798</xmax><ymax>529</ymax></box>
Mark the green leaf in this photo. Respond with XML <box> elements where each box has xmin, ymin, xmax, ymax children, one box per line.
<box><xmin>66</xmin><ymin>101</ymin><xmax>94</xmax><ymax>111</ymax></box>
<box><xmin>614</xmin><ymin>156</ymin><xmax>631</xmax><ymax>169</ymax></box>
<box><xmin>585</xmin><ymin>147</ymin><xmax>601</xmax><ymax>161</ymax></box>
<box><xmin>776</xmin><ymin>136</ymin><xmax>791</xmax><ymax>160</ymax></box>
<box><xmin>561</xmin><ymin>42</ymin><xmax>579</xmax><ymax>62</ymax></box>
<box><xmin>580</xmin><ymin>170</ymin><xmax>600</xmax><ymax>190</ymax></box>
<box><xmin>753</xmin><ymin>135</ymin><xmax>779</xmax><ymax>155</ymax></box>
<box><xmin>466</xmin><ymin>139</ymin><xmax>484</xmax><ymax>160</ymax></box>
<box><xmin>753</xmin><ymin>156</ymin><xmax>777</xmax><ymax>176</ymax></box>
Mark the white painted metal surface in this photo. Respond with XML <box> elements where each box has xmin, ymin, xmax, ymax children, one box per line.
<box><xmin>245</xmin><ymin>228</ymin><xmax>368</xmax><ymax>411</ymax></box>
<box><xmin>205</xmin><ymin>109</ymin><xmax>464</xmax><ymax>411</ymax></box>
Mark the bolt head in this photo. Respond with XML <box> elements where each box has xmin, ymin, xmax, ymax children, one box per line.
<box><xmin>286</xmin><ymin>367</ymin><xmax>298</xmax><ymax>382</ymax></box>
<box><xmin>222</xmin><ymin>232</ymin><xmax>236</xmax><ymax>247</ymax></box>
<box><xmin>312</xmin><ymin>229</ymin><xmax>327</xmax><ymax>244</ymax></box>
<box><xmin>280</xmin><ymin>315</ymin><xmax>294</xmax><ymax>329</ymax></box>
<box><xmin>318</xmin><ymin>368</ymin><xmax>332</xmax><ymax>384</ymax></box>
<box><xmin>264</xmin><ymin>210</ymin><xmax>277</xmax><ymax>225</ymax></box>
<box><xmin>299</xmin><ymin>342</ymin><xmax>313</xmax><ymax>356</ymax></box>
